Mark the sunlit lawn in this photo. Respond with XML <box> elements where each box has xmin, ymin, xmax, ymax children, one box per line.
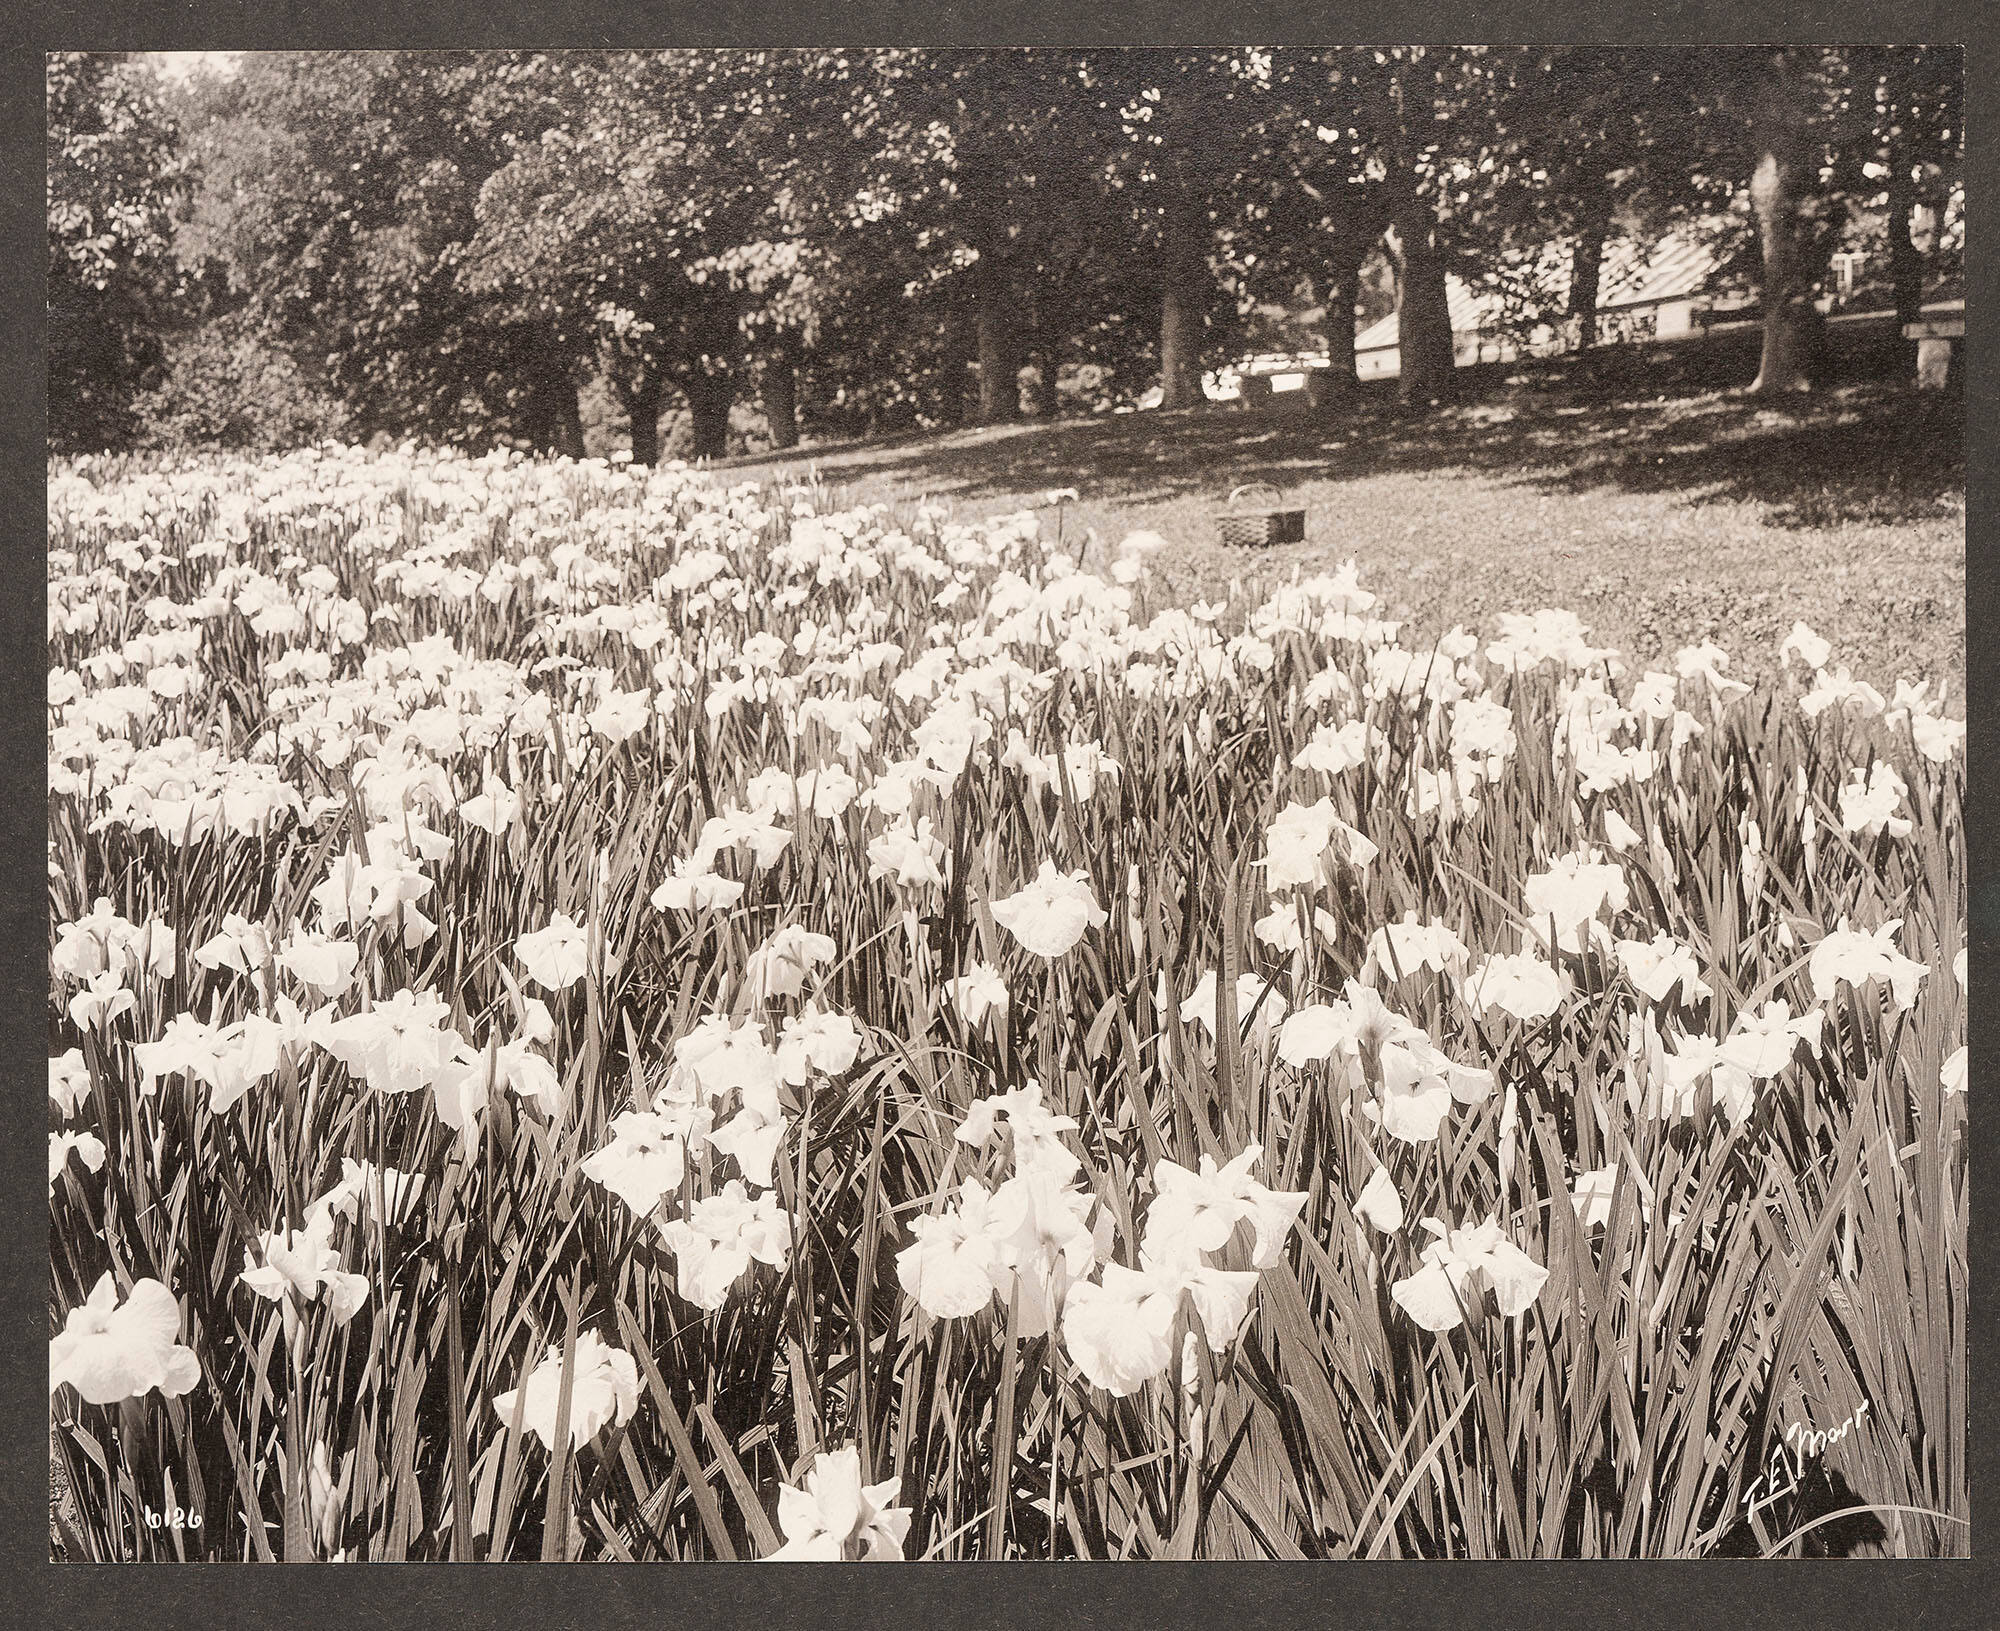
<box><xmin>729</xmin><ymin>343</ymin><xmax>1963</xmax><ymax>694</ymax></box>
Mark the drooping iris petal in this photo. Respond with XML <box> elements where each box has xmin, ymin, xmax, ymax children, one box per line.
<box><xmin>492</xmin><ymin>1331</ymin><xmax>640</xmax><ymax>1451</ymax></box>
<box><xmin>50</xmin><ymin>1274</ymin><xmax>203</xmax><ymax>1405</ymax></box>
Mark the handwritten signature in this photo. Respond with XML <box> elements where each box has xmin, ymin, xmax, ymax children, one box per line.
<box><xmin>1741</xmin><ymin>1401</ymin><xmax>1871</xmax><ymax>1519</ymax></box>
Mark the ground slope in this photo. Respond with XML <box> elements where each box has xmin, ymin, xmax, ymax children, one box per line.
<box><xmin>725</xmin><ymin>354</ymin><xmax>1963</xmax><ymax>694</ymax></box>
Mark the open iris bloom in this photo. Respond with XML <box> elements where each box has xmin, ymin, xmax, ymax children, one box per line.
<box><xmin>51</xmin><ymin>1273</ymin><xmax>202</xmax><ymax>1405</ymax></box>
<box><xmin>766</xmin><ymin>1445</ymin><xmax>911</xmax><ymax>1561</ymax></box>
<box><xmin>1391</xmin><ymin>1216</ymin><xmax>1549</xmax><ymax>1333</ymax></box>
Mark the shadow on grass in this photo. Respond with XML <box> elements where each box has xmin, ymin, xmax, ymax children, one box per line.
<box><xmin>732</xmin><ymin>326</ymin><xmax>1963</xmax><ymax>535</ymax></box>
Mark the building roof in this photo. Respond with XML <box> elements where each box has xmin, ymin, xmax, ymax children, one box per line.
<box><xmin>1354</xmin><ymin>226</ymin><xmax>1725</xmax><ymax>353</ymax></box>
<box><xmin>1355</xmin><ymin>276</ymin><xmax>1495</xmax><ymax>353</ymax></box>
<box><xmin>1598</xmin><ymin>232</ymin><xmax>1723</xmax><ymax>310</ymax></box>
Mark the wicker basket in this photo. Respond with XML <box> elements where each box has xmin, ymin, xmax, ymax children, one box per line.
<box><xmin>1214</xmin><ymin>482</ymin><xmax>1305</xmax><ymax>548</ymax></box>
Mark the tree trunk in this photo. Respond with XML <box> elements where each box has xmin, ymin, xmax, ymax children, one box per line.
<box><xmin>958</xmin><ymin>146</ymin><xmax>1020</xmax><ymax>425</ymax></box>
<box><xmin>1747</xmin><ymin>150</ymin><xmax>1815</xmax><ymax>393</ymax></box>
<box><xmin>1316</xmin><ymin>228</ymin><xmax>1370</xmax><ymax>407</ymax></box>
<box><xmin>1157</xmin><ymin>199</ymin><xmax>1209</xmax><ymax>411</ymax></box>
<box><xmin>1021</xmin><ymin>352</ymin><xmax>1051</xmax><ymax>417</ymax></box>
<box><xmin>1310</xmin><ymin>188</ymin><xmax>1386</xmax><ymax>411</ymax></box>
<box><xmin>1747</xmin><ymin>56</ymin><xmax>1820</xmax><ymax>396</ymax></box>
<box><xmin>1159</xmin><ymin>283</ymin><xmax>1200</xmax><ymax>409</ymax></box>
<box><xmin>554</xmin><ymin>376</ymin><xmax>585</xmax><ymax>460</ymax></box>
<box><xmin>762</xmin><ymin>345</ymin><xmax>799</xmax><ymax>450</ymax></box>
<box><xmin>939</xmin><ymin>349</ymin><xmax>969</xmax><ymax>427</ymax></box>
<box><xmin>524</xmin><ymin>348</ymin><xmax>583</xmax><ymax>458</ymax></box>
<box><xmin>1393</xmin><ymin>201</ymin><xmax>1459</xmax><ymax>408</ymax></box>
<box><xmin>1567</xmin><ymin>182</ymin><xmax>1614</xmax><ymax>350</ymax></box>
<box><xmin>685</xmin><ymin>369</ymin><xmax>732</xmax><ymax>461</ymax></box>
<box><xmin>974</xmin><ymin>301</ymin><xmax>1020</xmax><ymax>423</ymax></box>
<box><xmin>1382</xmin><ymin>59</ymin><xmax>1458</xmax><ymax>409</ymax></box>
<box><xmin>521</xmin><ymin>373</ymin><xmax>556</xmax><ymax>455</ymax></box>
<box><xmin>1886</xmin><ymin>153</ymin><xmax>1925</xmax><ymax>328</ymax></box>
<box><xmin>621</xmin><ymin>370</ymin><xmax>665</xmax><ymax>467</ymax></box>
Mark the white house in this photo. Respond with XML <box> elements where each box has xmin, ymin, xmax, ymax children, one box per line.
<box><xmin>1346</xmin><ymin>229</ymin><xmax>1729</xmax><ymax>381</ymax></box>
<box><xmin>1183</xmin><ymin>226</ymin><xmax>1751</xmax><ymax>404</ymax></box>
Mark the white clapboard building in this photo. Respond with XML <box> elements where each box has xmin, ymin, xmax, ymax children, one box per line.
<box><xmin>1202</xmin><ymin>227</ymin><xmax>1735</xmax><ymax>399</ymax></box>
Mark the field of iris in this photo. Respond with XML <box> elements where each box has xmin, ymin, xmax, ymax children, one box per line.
<box><xmin>47</xmin><ymin>446</ymin><xmax>1965</xmax><ymax>1560</ymax></box>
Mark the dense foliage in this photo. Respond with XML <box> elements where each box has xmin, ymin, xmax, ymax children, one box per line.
<box><xmin>48</xmin><ymin>54</ymin><xmax>187</xmax><ymax>453</ymax></box>
<box><xmin>49</xmin><ymin>46</ymin><xmax>1964</xmax><ymax>455</ymax></box>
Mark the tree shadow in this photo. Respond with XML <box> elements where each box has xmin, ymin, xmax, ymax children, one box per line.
<box><xmin>1499</xmin><ymin>386</ymin><xmax>1964</xmax><ymax>530</ymax></box>
<box><xmin>732</xmin><ymin>326</ymin><xmax>1962</xmax><ymax>536</ymax></box>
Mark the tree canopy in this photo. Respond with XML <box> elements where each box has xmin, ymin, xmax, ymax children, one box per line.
<box><xmin>49</xmin><ymin>45</ymin><xmax>1964</xmax><ymax>456</ymax></box>
<box><xmin>49</xmin><ymin>53</ymin><xmax>187</xmax><ymax>452</ymax></box>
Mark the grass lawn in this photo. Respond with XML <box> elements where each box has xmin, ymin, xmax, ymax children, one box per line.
<box><xmin>724</xmin><ymin>331</ymin><xmax>1964</xmax><ymax>695</ymax></box>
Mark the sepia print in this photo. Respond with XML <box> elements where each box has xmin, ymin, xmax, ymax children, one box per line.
<box><xmin>47</xmin><ymin>46</ymin><xmax>1965</xmax><ymax>1562</ymax></box>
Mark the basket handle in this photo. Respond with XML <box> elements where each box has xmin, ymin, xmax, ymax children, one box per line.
<box><xmin>1225</xmin><ymin>481</ymin><xmax>1285</xmax><ymax>509</ymax></box>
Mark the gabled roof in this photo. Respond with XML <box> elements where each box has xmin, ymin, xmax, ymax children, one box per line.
<box><xmin>1356</xmin><ymin>275</ymin><xmax>1499</xmax><ymax>351</ymax></box>
<box><xmin>1597</xmin><ymin>231</ymin><xmax>1723</xmax><ymax>310</ymax></box>
<box><xmin>1353</xmin><ymin>307</ymin><xmax>1401</xmax><ymax>352</ymax></box>
<box><xmin>1355</xmin><ymin>226</ymin><xmax>1725</xmax><ymax>351</ymax></box>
